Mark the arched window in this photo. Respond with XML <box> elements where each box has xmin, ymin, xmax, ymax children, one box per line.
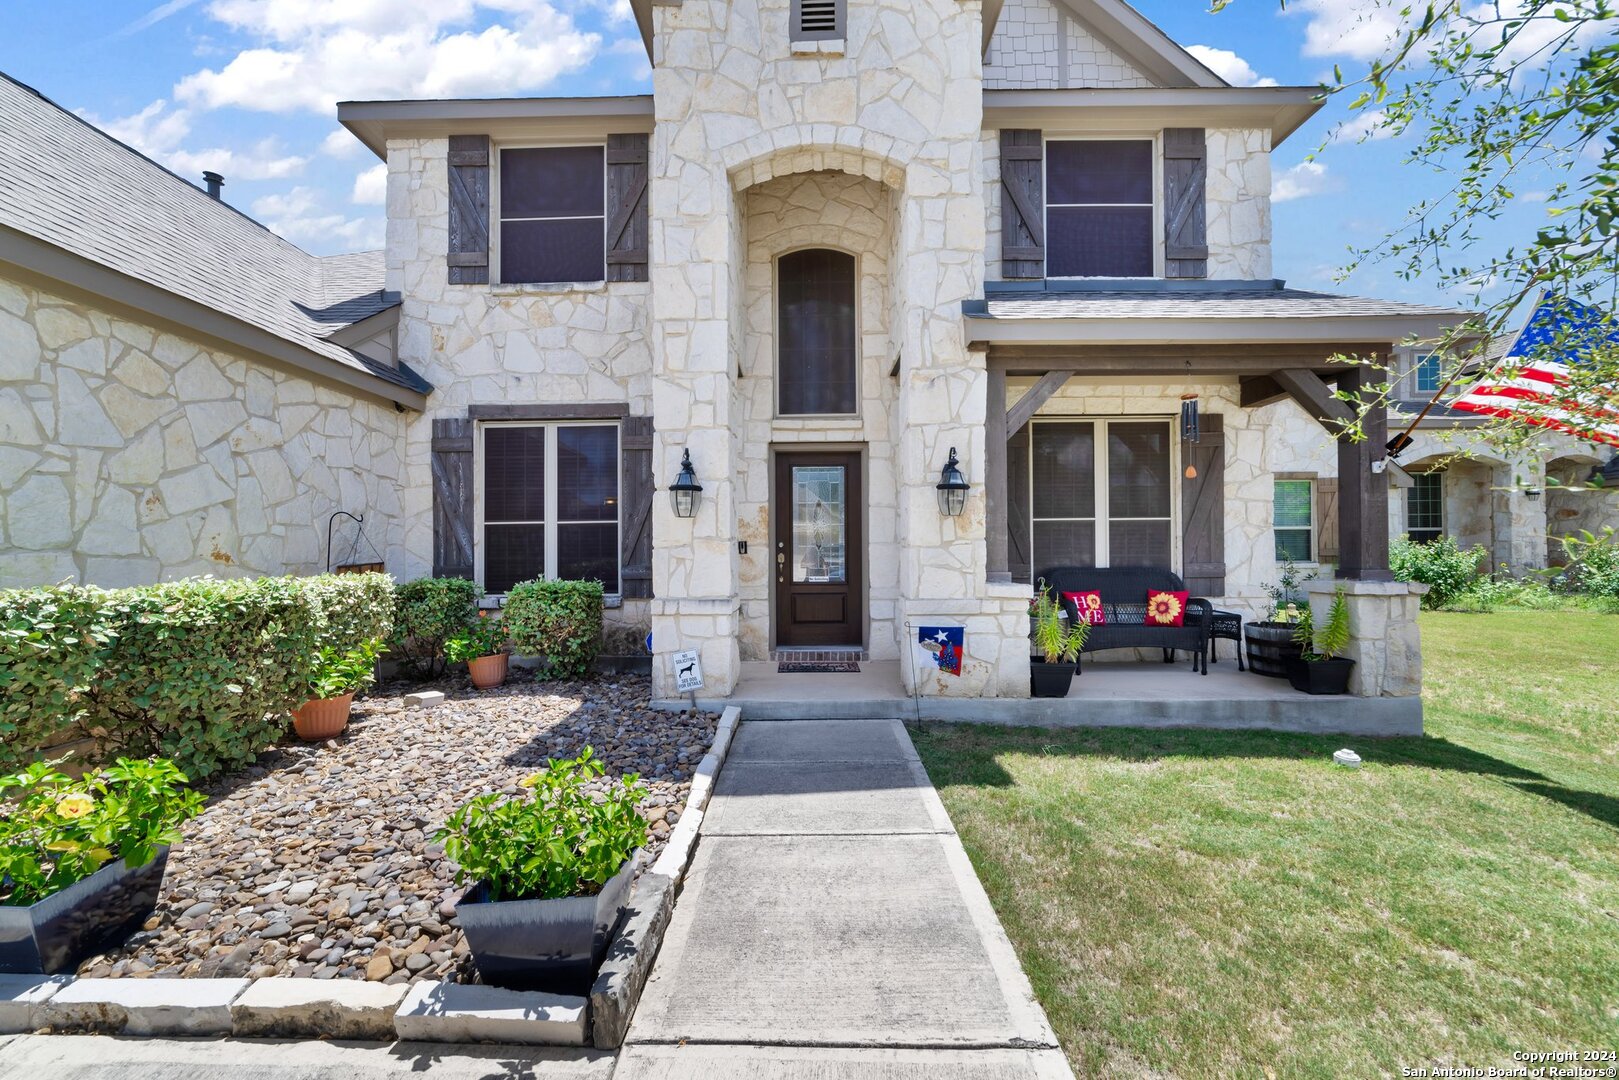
<box><xmin>777</xmin><ymin>248</ymin><xmax>857</xmax><ymax>416</ymax></box>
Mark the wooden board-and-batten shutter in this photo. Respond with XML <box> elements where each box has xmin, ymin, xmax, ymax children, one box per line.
<box><xmin>431</xmin><ymin>418</ymin><xmax>475</xmax><ymax>580</ymax></box>
<box><xmin>1000</xmin><ymin>130</ymin><xmax>1044</xmax><ymax>279</ymax></box>
<box><xmin>606</xmin><ymin>134</ymin><xmax>650</xmax><ymax>283</ymax></box>
<box><xmin>619</xmin><ymin>416</ymin><xmax>655</xmax><ymax>598</ymax></box>
<box><xmin>1316</xmin><ymin>477</ymin><xmax>1341</xmax><ymax>562</ymax></box>
<box><xmin>1008</xmin><ymin>423</ymin><xmax>1032</xmax><ymax>585</ymax></box>
<box><xmin>447</xmin><ymin>135</ymin><xmax>490</xmax><ymax>285</ymax></box>
<box><xmin>1181</xmin><ymin>413</ymin><xmax>1225</xmax><ymax>596</ymax></box>
<box><xmin>1163</xmin><ymin>128</ymin><xmax>1208</xmax><ymax>280</ymax></box>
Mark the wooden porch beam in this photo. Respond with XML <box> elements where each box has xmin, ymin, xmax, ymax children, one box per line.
<box><xmin>1239</xmin><ymin>375</ymin><xmax>1287</xmax><ymax>409</ymax></box>
<box><xmin>989</xmin><ymin>342</ymin><xmax>1388</xmax><ymax>375</ymax></box>
<box><xmin>986</xmin><ymin>366</ymin><xmax>1010</xmax><ymax>583</ymax></box>
<box><xmin>1272</xmin><ymin>368</ymin><xmax>1354</xmax><ymax>432</ymax></box>
<box><xmin>1005</xmin><ymin>371</ymin><xmax>1072</xmax><ymax>436</ymax></box>
<box><xmin>1334</xmin><ymin>366</ymin><xmax>1393</xmax><ymax>581</ymax></box>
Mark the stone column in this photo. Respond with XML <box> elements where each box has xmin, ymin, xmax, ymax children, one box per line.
<box><xmin>1492</xmin><ymin>461</ymin><xmax>1548</xmax><ymax>575</ymax></box>
<box><xmin>1304</xmin><ymin>578</ymin><xmax>1427</xmax><ymax>697</ymax></box>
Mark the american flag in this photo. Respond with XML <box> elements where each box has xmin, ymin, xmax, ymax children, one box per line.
<box><xmin>1451</xmin><ymin>293</ymin><xmax>1619</xmax><ymax>446</ymax></box>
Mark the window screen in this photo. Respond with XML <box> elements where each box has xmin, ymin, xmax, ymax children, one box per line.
<box><xmin>1274</xmin><ymin>479</ymin><xmax>1313</xmax><ymax>563</ymax></box>
<box><xmin>1046</xmin><ymin>140</ymin><xmax>1154</xmax><ymax>278</ymax></box>
<box><xmin>499</xmin><ymin>147</ymin><xmax>605</xmax><ymax>284</ymax></box>
<box><xmin>778</xmin><ymin>248</ymin><xmax>858</xmax><ymax>416</ymax></box>
<box><xmin>1407</xmin><ymin>472</ymin><xmax>1444</xmax><ymax>544</ymax></box>
<box><xmin>481</xmin><ymin>423</ymin><xmax>620</xmax><ymax>594</ymax></box>
<box><xmin>1029</xmin><ymin>419</ymin><xmax>1173</xmax><ymax>569</ymax></box>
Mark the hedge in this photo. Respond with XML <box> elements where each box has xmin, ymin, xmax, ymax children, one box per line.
<box><xmin>389</xmin><ymin>577</ymin><xmax>483</xmax><ymax>678</ymax></box>
<box><xmin>504</xmin><ymin>579</ymin><xmax>604</xmax><ymax>680</ymax></box>
<box><xmin>0</xmin><ymin>573</ymin><xmax>394</xmax><ymax>779</ymax></box>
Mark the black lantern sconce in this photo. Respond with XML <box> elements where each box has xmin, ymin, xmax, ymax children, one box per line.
<box><xmin>669</xmin><ymin>449</ymin><xmax>703</xmax><ymax>519</ymax></box>
<box><xmin>936</xmin><ymin>447</ymin><xmax>969</xmax><ymax>517</ymax></box>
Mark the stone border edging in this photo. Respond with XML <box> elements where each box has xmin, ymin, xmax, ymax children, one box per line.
<box><xmin>0</xmin><ymin>705</ymin><xmax>745</xmax><ymax>1049</ymax></box>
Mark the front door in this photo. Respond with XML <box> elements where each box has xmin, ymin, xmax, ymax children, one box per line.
<box><xmin>774</xmin><ymin>451</ymin><xmax>863</xmax><ymax>648</ymax></box>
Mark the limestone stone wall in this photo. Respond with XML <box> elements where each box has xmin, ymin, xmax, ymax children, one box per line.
<box><xmin>0</xmin><ymin>274</ymin><xmax>407</xmax><ymax>589</ymax></box>
<box><xmin>985</xmin><ymin>0</ymin><xmax>1154</xmax><ymax>89</ymax></box>
<box><xmin>735</xmin><ymin>170</ymin><xmax>902</xmax><ymax>660</ymax></box>
<box><xmin>385</xmin><ymin>136</ymin><xmax>653</xmax><ymax>623</ymax></box>
<box><xmin>1546</xmin><ymin>456</ymin><xmax>1619</xmax><ymax>562</ymax></box>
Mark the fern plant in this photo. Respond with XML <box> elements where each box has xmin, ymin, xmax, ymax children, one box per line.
<box><xmin>1030</xmin><ymin>580</ymin><xmax>1087</xmax><ymax>664</ymax></box>
<box><xmin>1293</xmin><ymin>586</ymin><xmax>1351</xmax><ymax>661</ymax></box>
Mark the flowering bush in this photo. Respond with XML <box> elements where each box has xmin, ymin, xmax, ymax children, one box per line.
<box><xmin>437</xmin><ymin>749</ymin><xmax>646</xmax><ymax>902</ymax></box>
<box><xmin>0</xmin><ymin>757</ymin><xmax>203</xmax><ymax>907</ymax></box>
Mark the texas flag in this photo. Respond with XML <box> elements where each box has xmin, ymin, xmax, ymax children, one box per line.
<box><xmin>916</xmin><ymin>625</ymin><xmax>965</xmax><ymax>676</ymax></box>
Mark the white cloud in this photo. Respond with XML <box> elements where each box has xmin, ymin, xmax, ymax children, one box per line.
<box><xmin>351</xmin><ymin>163</ymin><xmax>387</xmax><ymax>205</ymax></box>
<box><xmin>321</xmin><ymin>127</ymin><xmax>363</xmax><ymax>158</ymax></box>
<box><xmin>86</xmin><ymin>98</ymin><xmax>308</xmax><ymax>181</ymax></box>
<box><xmin>1327</xmin><ymin>109</ymin><xmax>1395</xmax><ymax>144</ymax></box>
<box><xmin>250</xmin><ymin>187</ymin><xmax>384</xmax><ymax>251</ymax></box>
<box><xmin>1290</xmin><ymin>0</ymin><xmax>1410</xmax><ymax>62</ymax></box>
<box><xmin>1185</xmin><ymin>45</ymin><xmax>1278</xmax><ymax>87</ymax></box>
<box><xmin>175</xmin><ymin>1</ymin><xmax>600</xmax><ymax>115</ymax></box>
<box><xmin>1272</xmin><ymin>161</ymin><xmax>1336</xmax><ymax>203</ymax></box>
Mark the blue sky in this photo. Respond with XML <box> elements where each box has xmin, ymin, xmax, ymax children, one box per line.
<box><xmin>0</xmin><ymin>0</ymin><xmax>1555</xmax><ymax>310</ymax></box>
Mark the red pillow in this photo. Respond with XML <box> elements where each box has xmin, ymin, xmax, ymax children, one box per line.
<box><xmin>1062</xmin><ymin>590</ymin><xmax>1107</xmax><ymax>626</ymax></box>
<box><xmin>1144</xmin><ymin>590</ymin><xmax>1188</xmax><ymax>627</ymax></box>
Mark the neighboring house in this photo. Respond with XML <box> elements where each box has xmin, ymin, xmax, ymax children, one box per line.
<box><xmin>2</xmin><ymin>0</ymin><xmax>1464</xmax><ymax>702</ymax></box>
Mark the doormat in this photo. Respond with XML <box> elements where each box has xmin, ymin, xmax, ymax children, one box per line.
<box><xmin>777</xmin><ymin>659</ymin><xmax>861</xmax><ymax>673</ymax></box>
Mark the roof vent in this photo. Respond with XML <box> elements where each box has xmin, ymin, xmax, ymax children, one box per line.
<box><xmin>203</xmin><ymin>171</ymin><xmax>224</xmax><ymax>200</ymax></box>
<box><xmin>791</xmin><ymin>0</ymin><xmax>843</xmax><ymax>41</ymax></box>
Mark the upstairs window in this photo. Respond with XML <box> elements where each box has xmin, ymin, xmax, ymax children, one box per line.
<box><xmin>791</xmin><ymin>0</ymin><xmax>845</xmax><ymax>41</ymax></box>
<box><xmin>1046</xmin><ymin>139</ymin><xmax>1155</xmax><ymax>278</ymax></box>
<box><xmin>778</xmin><ymin>248</ymin><xmax>858</xmax><ymax>416</ymax></box>
<box><xmin>499</xmin><ymin>146</ymin><xmax>605</xmax><ymax>285</ymax></box>
<box><xmin>1412</xmin><ymin>353</ymin><xmax>1442</xmax><ymax>395</ymax></box>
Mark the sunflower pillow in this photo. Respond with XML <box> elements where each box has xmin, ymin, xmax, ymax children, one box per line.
<box><xmin>1144</xmin><ymin>590</ymin><xmax>1188</xmax><ymax>627</ymax></box>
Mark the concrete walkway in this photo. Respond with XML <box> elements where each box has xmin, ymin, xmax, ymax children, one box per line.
<box><xmin>616</xmin><ymin>719</ymin><xmax>1073</xmax><ymax>1079</ymax></box>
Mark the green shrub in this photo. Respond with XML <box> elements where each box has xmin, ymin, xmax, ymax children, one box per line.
<box><xmin>1391</xmin><ymin>535</ymin><xmax>1486</xmax><ymax>609</ymax></box>
<box><xmin>1295</xmin><ymin>585</ymin><xmax>1351</xmax><ymax>659</ymax></box>
<box><xmin>0</xmin><ymin>573</ymin><xmax>393</xmax><ymax>779</ymax></box>
<box><xmin>0</xmin><ymin>757</ymin><xmax>204</xmax><ymax>907</ymax></box>
<box><xmin>503</xmin><ymin>579</ymin><xmax>604</xmax><ymax>680</ymax></box>
<box><xmin>1554</xmin><ymin>528</ymin><xmax>1619</xmax><ymax>598</ymax></box>
<box><xmin>445</xmin><ymin>613</ymin><xmax>508</xmax><ymax>664</ymax></box>
<box><xmin>1030</xmin><ymin>579</ymin><xmax>1085</xmax><ymax>663</ymax></box>
<box><xmin>437</xmin><ymin>749</ymin><xmax>646</xmax><ymax>901</ymax></box>
<box><xmin>390</xmin><ymin>577</ymin><xmax>483</xmax><ymax>677</ymax></box>
<box><xmin>308</xmin><ymin>639</ymin><xmax>385</xmax><ymax>701</ymax></box>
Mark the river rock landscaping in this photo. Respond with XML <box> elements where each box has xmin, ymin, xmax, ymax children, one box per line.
<box><xmin>73</xmin><ymin>671</ymin><xmax>716</xmax><ymax>986</ymax></box>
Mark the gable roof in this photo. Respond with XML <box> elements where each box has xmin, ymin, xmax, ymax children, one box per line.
<box><xmin>0</xmin><ymin>72</ymin><xmax>428</xmax><ymax>408</ymax></box>
<box><xmin>1031</xmin><ymin>0</ymin><xmax>1226</xmax><ymax>87</ymax></box>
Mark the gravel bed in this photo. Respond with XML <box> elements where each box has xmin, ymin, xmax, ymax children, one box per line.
<box><xmin>78</xmin><ymin>672</ymin><xmax>717</xmax><ymax>985</ymax></box>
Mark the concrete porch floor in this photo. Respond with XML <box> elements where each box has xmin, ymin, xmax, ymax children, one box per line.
<box><xmin>659</xmin><ymin>656</ymin><xmax>1422</xmax><ymax>736</ymax></box>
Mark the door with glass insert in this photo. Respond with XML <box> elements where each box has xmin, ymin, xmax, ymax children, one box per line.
<box><xmin>774</xmin><ymin>451</ymin><xmax>863</xmax><ymax>647</ymax></box>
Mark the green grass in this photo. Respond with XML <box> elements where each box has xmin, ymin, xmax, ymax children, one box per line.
<box><xmin>914</xmin><ymin>611</ymin><xmax>1619</xmax><ymax>1078</ymax></box>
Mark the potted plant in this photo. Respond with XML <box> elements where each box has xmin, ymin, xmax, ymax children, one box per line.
<box><xmin>438</xmin><ymin>748</ymin><xmax>647</xmax><ymax>994</ymax></box>
<box><xmin>445</xmin><ymin>613</ymin><xmax>510</xmax><ymax>690</ymax></box>
<box><xmin>1029</xmin><ymin>580</ymin><xmax>1087</xmax><ymax>698</ymax></box>
<box><xmin>1246</xmin><ymin>558</ymin><xmax>1312</xmax><ymax>678</ymax></box>
<box><xmin>1287</xmin><ymin>585</ymin><xmax>1356</xmax><ymax>695</ymax></box>
<box><xmin>1</xmin><ymin>757</ymin><xmax>203</xmax><ymax>974</ymax></box>
<box><xmin>292</xmin><ymin>639</ymin><xmax>383</xmax><ymax>740</ymax></box>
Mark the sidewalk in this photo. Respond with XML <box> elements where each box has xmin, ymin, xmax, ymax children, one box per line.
<box><xmin>616</xmin><ymin>719</ymin><xmax>1073</xmax><ymax>1079</ymax></box>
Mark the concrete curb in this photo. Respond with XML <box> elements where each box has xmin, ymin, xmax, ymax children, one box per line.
<box><xmin>0</xmin><ymin>975</ymin><xmax>69</xmax><ymax>1035</ymax></box>
<box><xmin>230</xmin><ymin>978</ymin><xmax>408</xmax><ymax>1041</ymax></box>
<box><xmin>588</xmin><ymin>703</ymin><xmax>739</xmax><ymax>1048</ymax></box>
<box><xmin>394</xmin><ymin>981</ymin><xmax>588</xmax><ymax>1045</ymax></box>
<box><xmin>40</xmin><ymin>977</ymin><xmax>247</xmax><ymax>1036</ymax></box>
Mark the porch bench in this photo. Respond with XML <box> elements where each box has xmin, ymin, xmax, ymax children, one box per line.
<box><xmin>1036</xmin><ymin>566</ymin><xmax>1212</xmax><ymax>675</ymax></box>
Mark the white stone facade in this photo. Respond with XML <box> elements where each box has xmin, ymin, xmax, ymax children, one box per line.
<box><xmin>0</xmin><ymin>275</ymin><xmax>407</xmax><ymax>589</ymax></box>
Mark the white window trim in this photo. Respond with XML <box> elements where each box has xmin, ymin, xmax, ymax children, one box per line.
<box><xmin>474</xmin><ymin>420</ymin><xmax>622</xmax><ymax>599</ymax></box>
<box><xmin>1273</xmin><ymin>478</ymin><xmax>1316</xmax><ymax>566</ymax></box>
<box><xmin>1028</xmin><ymin>415</ymin><xmax>1181</xmax><ymax>571</ymax></box>
<box><xmin>1407</xmin><ymin>471</ymin><xmax>1446</xmax><ymax>540</ymax></box>
<box><xmin>1412</xmin><ymin>351</ymin><xmax>1443</xmax><ymax>396</ymax></box>
<box><xmin>772</xmin><ymin>245</ymin><xmax>864</xmax><ymax>421</ymax></box>
<box><xmin>1041</xmin><ymin>133</ymin><xmax>1164</xmax><ymax>281</ymax></box>
<box><xmin>491</xmin><ymin>142</ymin><xmax>608</xmax><ymax>288</ymax></box>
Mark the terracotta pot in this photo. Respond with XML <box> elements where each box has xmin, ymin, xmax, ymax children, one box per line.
<box><xmin>292</xmin><ymin>693</ymin><xmax>353</xmax><ymax>740</ymax></box>
<box><xmin>467</xmin><ymin>653</ymin><xmax>510</xmax><ymax>690</ymax></box>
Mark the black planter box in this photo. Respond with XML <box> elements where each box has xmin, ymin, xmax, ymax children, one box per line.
<box><xmin>1286</xmin><ymin>657</ymin><xmax>1355</xmax><ymax>695</ymax></box>
<box><xmin>0</xmin><ymin>847</ymin><xmax>169</xmax><ymax>975</ymax></box>
<box><xmin>1245</xmin><ymin>622</ymin><xmax>1305</xmax><ymax>679</ymax></box>
<box><xmin>455</xmin><ymin>849</ymin><xmax>640</xmax><ymax>995</ymax></box>
<box><xmin>1029</xmin><ymin>659</ymin><xmax>1075</xmax><ymax>698</ymax></box>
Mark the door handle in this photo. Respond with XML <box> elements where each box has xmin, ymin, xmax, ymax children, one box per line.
<box><xmin>777</xmin><ymin>551</ymin><xmax>785</xmax><ymax>583</ymax></box>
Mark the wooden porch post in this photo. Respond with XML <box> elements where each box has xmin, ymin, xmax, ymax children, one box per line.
<box><xmin>986</xmin><ymin>363</ymin><xmax>1010</xmax><ymax>583</ymax></box>
<box><xmin>1334</xmin><ymin>366</ymin><xmax>1394</xmax><ymax>581</ymax></box>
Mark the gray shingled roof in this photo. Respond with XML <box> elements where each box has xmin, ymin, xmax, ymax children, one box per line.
<box><xmin>0</xmin><ymin>74</ymin><xmax>425</xmax><ymax>395</ymax></box>
<box><xmin>971</xmin><ymin>287</ymin><xmax>1463</xmax><ymax>320</ymax></box>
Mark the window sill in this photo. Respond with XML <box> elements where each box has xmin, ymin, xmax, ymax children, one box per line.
<box><xmin>790</xmin><ymin>38</ymin><xmax>845</xmax><ymax>55</ymax></box>
<box><xmin>489</xmin><ymin>280</ymin><xmax>610</xmax><ymax>297</ymax></box>
<box><xmin>481</xmin><ymin>593</ymin><xmax>624</xmax><ymax>609</ymax></box>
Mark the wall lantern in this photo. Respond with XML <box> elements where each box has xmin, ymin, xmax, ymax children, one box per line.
<box><xmin>936</xmin><ymin>447</ymin><xmax>969</xmax><ymax>517</ymax></box>
<box><xmin>669</xmin><ymin>449</ymin><xmax>703</xmax><ymax>518</ymax></box>
<box><xmin>1524</xmin><ymin>486</ymin><xmax>1543</xmax><ymax>501</ymax></box>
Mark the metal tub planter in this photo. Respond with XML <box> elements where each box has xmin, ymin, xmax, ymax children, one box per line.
<box><xmin>455</xmin><ymin>849</ymin><xmax>640</xmax><ymax>994</ymax></box>
<box><xmin>0</xmin><ymin>847</ymin><xmax>170</xmax><ymax>975</ymax></box>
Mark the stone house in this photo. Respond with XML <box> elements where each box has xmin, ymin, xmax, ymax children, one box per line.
<box><xmin>5</xmin><ymin>0</ymin><xmax>1485</xmax><ymax>704</ymax></box>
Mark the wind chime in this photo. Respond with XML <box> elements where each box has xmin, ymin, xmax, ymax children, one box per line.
<box><xmin>1180</xmin><ymin>392</ymin><xmax>1200</xmax><ymax>478</ymax></box>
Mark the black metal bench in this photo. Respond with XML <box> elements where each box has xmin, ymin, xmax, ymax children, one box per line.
<box><xmin>1036</xmin><ymin>566</ymin><xmax>1212</xmax><ymax>675</ymax></box>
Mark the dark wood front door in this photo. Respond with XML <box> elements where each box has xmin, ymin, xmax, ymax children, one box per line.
<box><xmin>774</xmin><ymin>451</ymin><xmax>863</xmax><ymax>648</ymax></box>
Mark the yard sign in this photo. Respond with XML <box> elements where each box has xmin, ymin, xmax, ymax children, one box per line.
<box><xmin>672</xmin><ymin>649</ymin><xmax>704</xmax><ymax>693</ymax></box>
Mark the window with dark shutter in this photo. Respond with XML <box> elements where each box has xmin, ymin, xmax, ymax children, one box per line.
<box><xmin>778</xmin><ymin>248</ymin><xmax>858</xmax><ymax>416</ymax></box>
<box><xmin>480</xmin><ymin>422</ymin><xmax>620</xmax><ymax>594</ymax></box>
<box><xmin>498</xmin><ymin>146</ymin><xmax>605</xmax><ymax>285</ymax></box>
<box><xmin>1028</xmin><ymin>419</ymin><xmax>1173</xmax><ymax>568</ymax></box>
<box><xmin>791</xmin><ymin>0</ymin><xmax>844</xmax><ymax>41</ymax></box>
<box><xmin>1046</xmin><ymin>139</ymin><xmax>1155</xmax><ymax>278</ymax></box>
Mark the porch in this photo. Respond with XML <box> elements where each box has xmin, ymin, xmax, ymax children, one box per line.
<box><xmin>660</xmin><ymin>658</ymin><xmax>1422</xmax><ymax>736</ymax></box>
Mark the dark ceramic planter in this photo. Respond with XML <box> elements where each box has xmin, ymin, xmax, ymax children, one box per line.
<box><xmin>1029</xmin><ymin>659</ymin><xmax>1075</xmax><ymax>698</ymax></box>
<box><xmin>0</xmin><ymin>846</ymin><xmax>169</xmax><ymax>975</ymax></box>
<box><xmin>455</xmin><ymin>849</ymin><xmax>640</xmax><ymax>994</ymax></box>
<box><xmin>1245</xmin><ymin>622</ymin><xmax>1305</xmax><ymax>679</ymax></box>
<box><xmin>1286</xmin><ymin>657</ymin><xmax>1355</xmax><ymax>696</ymax></box>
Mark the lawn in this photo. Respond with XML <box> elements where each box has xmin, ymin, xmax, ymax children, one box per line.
<box><xmin>914</xmin><ymin>611</ymin><xmax>1619</xmax><ymax>1078</ymax></box>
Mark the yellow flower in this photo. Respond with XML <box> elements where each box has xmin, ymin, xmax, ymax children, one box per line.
<box><xmin>55</xmin><ymin>793</ymin><xmax>95</xmax><ymax>819</ymax></box>
<box><xmin>520</xmin><ymin>773</ymin><xmax>542</xmax><ymax>788</ymax></box>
